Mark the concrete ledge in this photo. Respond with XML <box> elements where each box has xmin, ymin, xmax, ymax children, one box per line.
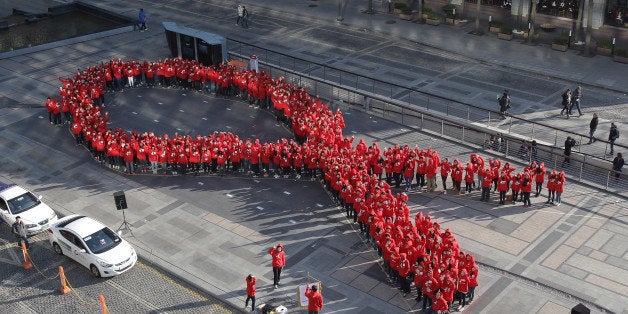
<box><xmin>0</xmin><ymin>25</ymin><xmax>134</xmax><ymax>59</ymax></box>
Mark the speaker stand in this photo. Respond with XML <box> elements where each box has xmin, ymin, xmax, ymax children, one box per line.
<box><xmin>116</xmin><ymin>208</ymin><xmax>134</xmax><ymax>237</ymax></box>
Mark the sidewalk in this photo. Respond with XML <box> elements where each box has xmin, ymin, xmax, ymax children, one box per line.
<box><xmin>0</xmin><ymin>0</ymin><xmax>626</xmax><ymax>313</ymax></box>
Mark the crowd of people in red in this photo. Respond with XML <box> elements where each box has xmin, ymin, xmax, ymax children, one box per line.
<box><xmin>48</xmin><ymin>57</ymin><xmax>568</xmax><ymax>313</ymax></box>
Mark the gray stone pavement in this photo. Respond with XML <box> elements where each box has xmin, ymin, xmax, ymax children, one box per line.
<box><xmin>0</xmin><ymin>0</ymin><xmax>627</xmax><ymax>313</ymax></box>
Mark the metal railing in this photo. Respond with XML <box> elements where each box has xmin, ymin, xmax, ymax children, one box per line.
<box><xmin>226</xmin><ymin>39</ymin><xmax>627</xmax><ymax>197</ymax></box>
<box><xmin>227</xmin><ymin>38</ymin><xmax>626</xmax><ymax>161</ymax></box>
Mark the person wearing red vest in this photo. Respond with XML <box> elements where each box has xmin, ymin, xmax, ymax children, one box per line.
<box><xmin>397</xmin><ymin>253</ymin><xmax>412</xmax><ymax>296</ymax></box>
<box><xmin>268</xmin><ymin>243</ymin><xmax>286</xmax><ymax>288</ymax></box>
<box><xmin>244</xmin><ymin>274</ymin><xmax>256</xmax><ymax>312</ymax></box>
<box><xmin>511</xmin><ymin>173</ymin><xmax>522</xmax><ymax>204</ymax></box>
<box><xmin>123</xmin><ymin>145</ymin><xmax>135</xmax><ymax>174</ymax></box>
<box><xmin>439</xmin><ymin>158</ymin><xmax>451</xmax><ymax>193</ymax></box>
<box><xmin>464</xmin><ymin>162</ymin><xmax>475</xmax><ymax>194</ymax></box>
<box><xmin>305</xmin><ymin>284</ymin><xmax>324</xmax><ymax>314</ymax></box>
<box><xmin>468</xmin><ymin>265</ymin><xmax>479</xmax><ymax>302</ymax></box>
<box><xmin>546</xmin><ymin>170</ymin><xmax>557</xmax><ymax>204</ymax></box>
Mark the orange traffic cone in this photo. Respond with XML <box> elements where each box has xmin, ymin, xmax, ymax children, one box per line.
<box><xmin>100</xmin><ymin>294</ymin><xmax>108</xmax><ymax>314</ymax></box>
<box><xmin>59</xmin><ymin>266</ymin><xmax>71</xmax><ymax>294</ymax></box>
<box><xmin>21</xmin><ymin>243</ymin><xmax>32</xmax><ymax>270</ymax></box>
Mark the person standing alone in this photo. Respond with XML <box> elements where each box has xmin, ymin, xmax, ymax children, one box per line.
<box><xmin>244</xmin><ymin>274</ymin><xmax>256</xmax><ymax>312</ymax></box>
<box><xmin>305</xmin><ymin>284</ymin><xmax>324</xmax><ymax>314</ymax></box>
<box><xmin>236</xmin><ymin>5</ymin><xmax>244</xmax><ymax>26</ymax></box>
<box><xmin>12</xmin><ymin>216</ymin><xmax>29</xmax><ymax>249</ymax></box>
<box><xmin>612</xmin><ymin>153</ymin><xmax>624</xmax><ymax>180</ymax></box>
<box><xmin>138</xmin><ymin>8</ymin><xmax>147</xmax><ymax>31</ymax></box>
<box><xmin>268</xmin><ymin>243</ymin><xmax>286</xmax><ymax>288</ymax></box>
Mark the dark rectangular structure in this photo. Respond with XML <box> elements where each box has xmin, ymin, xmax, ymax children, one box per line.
<box><xmin>163</xmin><ymin>21</ymin><xmax>227</xmax><ymax>67</ymax></box>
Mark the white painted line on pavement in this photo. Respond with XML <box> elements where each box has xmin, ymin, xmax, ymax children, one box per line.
<box><xmin>316</xmin><ymin>203</ymin><xmax>323</xmax><ymax>207</ymax></box>
<box><xmin>158</xmin><ymin>102</ymin><xmax>163</xmax><ymax>105</ymax></box>
<box><xmin>226</xmin><ymin>193</ymin><xmax>233</xmax><ymax>198</ymax></box>
<box><xmin>254</xmin><ymin>180</ymin><xmax>260</xmax><ymax>183</ymax></box>
<box><xmin>226</xmin><ymin>108</ymin><xmax>232</xmax><ymax>111</ymax></box>
<box><xmin>256</xmin><ymin>206</ymin><xmax>264</xmax><ymax>210</ymax></box>
<box><xmin>176</xmin><ymin>128</ymin><xmax>182</xmax><ymax>131</ymax></box>
<box><xmin>283</xmin><ymin>191</ymin><xmax>291</xmax><ymax>195</ymax></box>
<box><xmin>202</xmin><ymin>117</ymin><xmax>208</xmax><ymax>120</ymax></box>
<box><xmin>137</xmin><ymin>95</ymin><xmax>142</xmax><ymax>98</ymax></box>
<box><xmin>182</xmin><ymin>93</ymin><xmax>187</xmax><ymax>96</ymax></box>
<box><xmin>203</xmin><ymin>100</ymin><xmax>208</xmax><ymax>103</ymax></box>
<box><xmin>197</xmin><ymin>182</ymin><xmax>204</xmax><ymax>185</ymax></box>
<box><xmin>226</xmin><ymin>126</ymin><xmax>232</xmax><ymax>129</ymax></box>
<box><xmin>154</xmin><ymin>119</ymin><xmax>159</xmax><ymax>123</ymax></box>
<box><xmin>132</xmin><ymin>111</ymin><xmax>138</xmax><ymax>114</ymax></box>
<box><xmin>289</xmin><ymin>219</ymin><xmax>296</xmax><ymax>224</ymax></box>
<box><xmin>179</xmin><ymin>109</ymin><xmax>185</xmax><ymax>112</ymax></box>
<box><xmin>38</xmin><ymin>116</ymin><xmax>43</xmax><ymax>119</ymax></box>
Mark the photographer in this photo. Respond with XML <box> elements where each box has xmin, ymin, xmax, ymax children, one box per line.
<box><xmin>498</xmin><ymin>90</ymin><xmax>511</xmax><ymax>119</ymax></box>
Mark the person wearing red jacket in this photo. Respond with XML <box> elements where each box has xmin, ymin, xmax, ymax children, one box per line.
<box><xmin>451</xmin><ymin>162</ymin><xmax>463</xmax><ymax>194</ymax></box>
<box><xmin>546</xmin><ymin>170</ymin><xmax>557</xmax><ymax>204</ymax></box>
<box><xmin>432</xmin><ymin>289</ymin><xmax>449</xmax><ymax>314</ymax></box>
<box><xmin>464</xmin><ymin>162</ymin><xmax>475</xmax><ymax>194</ymax></box>
<box><xmin>480</xmin><ymin>167</ymin><xmax>493</xmax><ymax>202</ymax></box>
<box><xmin>439</xmin><ymin>158</ymin><xmax>451</xmax><ymax>193</ymax></box>
<box><xmin>268</xmin><ymin>243</ymin><xmax>286</xmax><ymax>288</ymax></box>
<box><xmin>244</xmin><ymin>274</ymin><xmax>256</xmax><ymax>312</ymax></box>
<box><xmin>397</xmin><ymin>253</ymin><xmax>412</xmax><ymax>296</ymax></box>
<box><xmin>304</xmin><ymin>284</ymin><xmax>324</xmax><ymax>314</ymax></box>
<box><xmin>521</xmin><ymin>172</ymin><xmax>533</xmax><ymax>207</ymax></box>
<box><xmin>426</xmin><ymin>154</ymin><xmax>439</xmax><ymax>192</ymax></box>
<box><xmin>123</xmin><ymin>145</ymin><xmax>135</xmax><ymax>174</ymax></box>
<box><xmin>468</xmin><ymin>265</ymin><xmax>479</xmax><ymax>302</ymax></box>
<box><xmin>422</xmin><ymin>270</ymin><xmax>438</xmax><ymax>311</ymax></box>
<box><xmin>534</xmin><ymin>162</ymin><xmax>546</xmax><ymax>197</ymax></box>
<box><xmin>497</xmin><ymin>174</ymin><xmax>510</xmax><ymax>205</ymax></box>
<box><xmin>555</xmin><ymin>171</ymin><xmax>565</xmax><ymax>206</ymax></box>
<box><xmin>511</xmin><ymin>173</ymin><xmax>522</xmax><ymax>204</ymax></box>
<box><xmin>455</xmin><ymin>269</ymin><xmax>470</xmax><ymax>311</ymax></box>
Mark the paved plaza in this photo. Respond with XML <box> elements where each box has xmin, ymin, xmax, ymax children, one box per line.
<box><xmin>0</xmin><ymin>0</ymin><xmax>627</xmax><ymax>313</ymax></box>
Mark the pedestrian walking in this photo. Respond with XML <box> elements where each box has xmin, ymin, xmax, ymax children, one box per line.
<box><xmin>244</xmin><ymin>274</ymin><xmax>256</xmax><ymax>312</ymax></box>
<box><xmin>612</xmin><ymin>153</ymin><xmax>624</xmax><ymax>180</ymax></box>
<box><xmin>569</xmin><ymin>86</ymin><xmax>583</xmax><ymax>116</ymax></box>
<box><xmin>498</xmin><ymin>90</ymin><xmax>511</xmax><ymax>119</ymax></box>
<box><xmin>608</xmin><ymin>122</ymin><xmax>619</xmax><ymax>155</ymax></box>
<box><xmin>304</xmin><ymin>284</ymin><xmax>324</xmax><ymax>314</ymax></box>
<box><xmin>12</xmin><ymin>216</ymin><xmax>29</xmax><ymax>249</ymax></box>
<box><xmin>268</xmin><ymin>243</ymin><xmax>286</xmax><ymax>288</ymax></box>
<box><xmin>241</xmin><ymin>6</ymin><xmax>249</xmax><ymax>28</ymax></box>
<box><xmin>236</xmin><ymin>5</ymin><xmax>244</xmax><ymax>26</ymax></box>
<box><xmin>560</xmin><ymin>88</ymin><xmax>571</xmax><ymax>118</ymax></box>
<box><xmin>138</xmin><ymin>8</ymin><xmax>147</xmax><ymax>31</ymax></box>
<box><xmin>589</xmin><ymin>113</ymin><xmax>598</xmax><ymax>143</ymax></box>
<box><xmin>562</xmin><ymin>136</ymin><xmax>576</xmax><ymax>167</ymax></box>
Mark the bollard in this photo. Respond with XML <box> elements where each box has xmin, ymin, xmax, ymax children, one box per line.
<box><xmin>100</xmin><ymin>294</ymin><xmax>108</xmax><ymax>314</ymax></box>
<box><xmin>59</xmin><ymin>266</ymin><xmax>71</xmax><ymax>294</ymax></box>
<box><xmin>21</xmin><ymin>243</ymin><xmax>33</xmax><ymax>270</ymax></box>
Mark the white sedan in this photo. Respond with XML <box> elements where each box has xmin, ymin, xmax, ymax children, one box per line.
<box><xmin>0</xmin><ymin>184</ymin><xmax>58</xmax><ymax>235</ymax></box>
<box><xmin>48</xmin><ymin>215</ymin><xmax>137</xmax><ymax>278</ymax></box>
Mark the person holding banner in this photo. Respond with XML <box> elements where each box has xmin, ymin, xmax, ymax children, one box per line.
<box><xmin>305</xmin><ymin>284</ymin><xmax>324</xmax><ymax>314</ymax></box>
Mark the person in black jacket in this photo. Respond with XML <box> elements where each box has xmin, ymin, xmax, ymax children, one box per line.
<box><xmin>12</xmin><ymin>216</ymin><xmax>29</xmax><ymax>249</ymax></box>
<box><xmin>608</xmin><ymin>122</ymin><xmax>619</xmax><ymax>155</ymax></box>
<box><xmin>562</xmin><ymin>136</ymin><xmax>576</xmax><ymax>167</ymax></box>
<box><xmin>560</xmin><ymin>89</ymin><xmax>571</xmax><ymax>118</ymax></box>
<box><xmin>589</xmin><ymin>113</ymin><xmax>598</xmax><ymax>143</ymax></box>
<box><xmin>612</xmin><ymin>153</ymin><xmax>624</xmax><ymax>180</ymax></box>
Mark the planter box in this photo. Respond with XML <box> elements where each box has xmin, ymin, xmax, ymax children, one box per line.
<box><xmin>426</xmin><ymin>18</ymin><xmax>441</xmax><ymax>25</ymax></box>
<box><xmin>551</xmin><ymin>43</ymin><xmax>568</xmax><ymax>52</ymax></box>
<box><xmin>614</xmin><ymin>55</ymin><xmax>628</xmax><ymax>64</ymax></box>
<box><xmin>498</xmin><ymin>33</ymin><xmax>512</xmax><ymax>40</ymax></box>
<box><xmin>597</xmin><ymin>47</ymin><xmax>612</xmax><ymax>56</ymax></box>
<box><xmin>489</xmin><ymin>26</ymin><xmax>501</xmax><ymax>33</ymax></box>
<box><xmin>445</xmin><ymin>18</ymin><xmax>459</xmax><ymax>25</ymax></box>
<box><xmin>399</xmin><ymin>13</ymin><xmax>413</xmax><ymax>20</ymax></box>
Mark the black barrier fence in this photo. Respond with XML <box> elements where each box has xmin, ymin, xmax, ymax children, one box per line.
<box><xmin>226</xmin><ymin>41</ymin><xmax>627</xmax><ymax>197</ymax></box>
<box><xmin>226</xmin><ymin>38</ymin><xmax>626</xmax><ymax>162</ymax></box>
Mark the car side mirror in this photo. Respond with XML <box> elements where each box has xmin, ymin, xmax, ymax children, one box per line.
<box><xmin>79</xmin><ymin>249</ymin><xmax>87</xmax><ymax>253</ymax></box>
<box><xmin>38</xmin><ymin>195</ymin><xmax>43</xmax><ymax>200</ymax></box>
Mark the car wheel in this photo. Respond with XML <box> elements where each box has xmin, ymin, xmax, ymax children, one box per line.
<box><xmin>90</xmin><ymin>264</ymin><xmax>101</xmax><ymax>278</ymax></box>
<box><xmin>53</xmin><ymin>242</ymin><xmax>63</xmax><ymax>255</ymax></box>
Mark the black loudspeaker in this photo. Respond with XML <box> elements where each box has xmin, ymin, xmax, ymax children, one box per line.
<box><xmin>113</xmin><ymin>191</ymin><xmax>127</xmax><ymax>210</ymax></box>
<box><xmin>571</xmin><ymin>303</ymin><xmax>590</xmax><ymax>314</ymax></box>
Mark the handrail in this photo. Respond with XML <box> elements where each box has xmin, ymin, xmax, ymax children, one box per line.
<box><xmin>226</xmin><ymin>37</ymin><xmax>627</xmax><ymax>159</ymax></box>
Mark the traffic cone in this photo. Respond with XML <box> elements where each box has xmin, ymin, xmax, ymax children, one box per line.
<box><xmin>99</xmin><ymin>294</ymin><xmax>108</xmax><ymax>314</ymax></box>
<box><xmin>21</xmin><ymin>243</ymin><xmax>32</xmax><ymax>270</ymax></box>
<box><xmin>58</xmin><ymin>266</ymin><xmax>71</xmax><ymax>294</ymax></box>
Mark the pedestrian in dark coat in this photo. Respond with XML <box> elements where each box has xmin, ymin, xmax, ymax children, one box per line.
<box><xmin>560</xmin><ymin>89</ymin><xmax>571</xmax><ymax>117</ymax></box>
<box><xmin>612</xmin><ymin>153</ymin><xmax>624</xmax><ymax>180</ymax></box>
<box><xmin>608</xmin><ymin>122</ymin><xmax>619</xmax><ymax>155</ymax></box>
<box><xmin>589</xmin><ymin>113</ymin><xmax>598</xmax><ymax>143</ymax></box>
<box><xmin>562</xmin><ymin>136</ymin><xmax>576</xmax><ymax>167</ymax></box>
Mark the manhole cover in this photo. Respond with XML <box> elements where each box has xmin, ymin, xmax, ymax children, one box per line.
<box><xmin>386</xmin><ymin>20</ymin><xmax>396</xmax><ymax>24</ymax></box>
<box><xmin>309</xmin><ymin>4</ymin><xmax>318</xmax><ymax>7</ymax></box>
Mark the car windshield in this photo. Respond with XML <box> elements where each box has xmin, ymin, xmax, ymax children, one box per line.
<box><xmin>7</xmin><ymin>192</ymin><xmax>41</xmax><ymax>214</ymax></box>
<box><xmin>83</xmin><ymin>227</ymin><xmax>121</xmax><ymax>254</ymax></box>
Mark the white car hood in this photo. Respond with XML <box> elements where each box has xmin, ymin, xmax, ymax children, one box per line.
<box><xmin>94</xmin><ymin>241</ymin><xmax>134</xmax><ymax>265</ymax></box>
<box><xmin>19</xmin><ymin>203</ymin><xmax>55</xmax><ymax>225</ymax></box>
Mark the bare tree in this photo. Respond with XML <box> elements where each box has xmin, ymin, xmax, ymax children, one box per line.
<box><xmin>573</xmin><ymin>0</ymin><xmax>585</xmax><ymax>43</ymax></box>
